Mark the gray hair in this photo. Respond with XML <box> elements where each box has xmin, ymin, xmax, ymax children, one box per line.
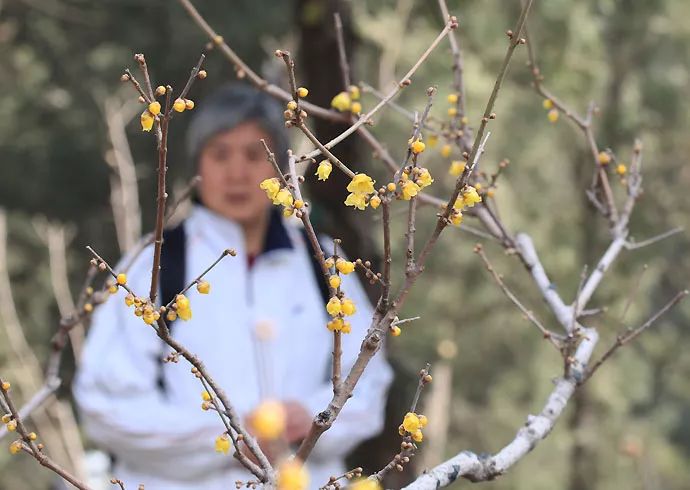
<box><xmin>185</xmin><ymin>83</ymin><xmax>289</xmax><ymax>171</ymax></box>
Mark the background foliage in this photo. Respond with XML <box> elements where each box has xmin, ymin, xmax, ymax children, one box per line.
<box><xmin>0</xmin><ymin>0</ymin><xmax>688</xmax><ymax>488</ymax></box>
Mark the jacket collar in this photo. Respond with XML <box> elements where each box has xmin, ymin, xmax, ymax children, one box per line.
<box><xmin>190</xmin><ymin>205</ymin><xmax>293</xmax><ymax>256</ymax></box>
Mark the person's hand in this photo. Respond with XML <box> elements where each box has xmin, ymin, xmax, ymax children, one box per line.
<box><xmin>282</xmin><ymin>400</ymin><xmax>313</xmax><ymax>444</ymax></box>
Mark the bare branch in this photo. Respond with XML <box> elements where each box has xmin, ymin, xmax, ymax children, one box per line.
<box><xmin>581</xmin><ymin>290</ymin><xmax>689</xmax><ymax>384</ymax></box>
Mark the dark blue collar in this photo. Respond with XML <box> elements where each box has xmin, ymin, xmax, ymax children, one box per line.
<box><xmin>262</xmin><ymin>207</ymin><xmax>293</xmax><ymax>254</ymax></box>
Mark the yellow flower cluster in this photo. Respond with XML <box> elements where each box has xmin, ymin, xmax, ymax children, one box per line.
<box><xmin>324</xmin><ymin>257</ymin><xmax>355</xmax><ymax>333</ymax></box>
<box><xmin>399</xmin><ymin>412</ymin><xmax>428</xmax><ymax>443</ymax></box>
<box><xmin>325</xmin><ymin>297</ymin><xmax>356</xmax><ymax>316</ymax></box>
<box><xmin>2</xmin><ymin>413</ymin><xmax>17</xmax><ymax>432</ymax></box>
<box><xmin>541</xmin><ymin>99</ymin><xmax>558</xmax><ymax>123</ymax></box>
<box><xmin>325</xmin><ymin>296</ymin><xmax>356</xmax><ymax>333</ymax></box>
<box><xmin>124</xmin><ymin>294</ymin><xmax>164</xmax><ymax>324</ymax></box>
<box><xmin>330</xmin><ymin>85</ymin><xmax>361</xmax><ymax>114</ymax></box>
<box><xmin>278</xmin><ymin>459</ymin><xmax>309</xmax><ymax>490</ymax></box>
<box><xmin>345</xmin><ymin>174</ymin><xmax>376</xmax><ymax>211</ymax></box>
<box><xmin>174</xmin><ymin>294</ymin><xmax>192</xmax><ymax>321</ymax></box>
<box><xmin>449</xmin><ymin>185</ymin><xmax>482</xmax><ymax>226</ymax></box>
<box><xmin>173</xmin><ymin>98</ymin><xmax>195</xmax><ymax>112</ymax></box>
<box><xmin>616</xmin><ymin>163</ymin><xmax>627</xmax><ymax>176</ymax></box>
<box><xmin>398</xmin><ymin>167</ymin><xmax>433</xmax><ymax>201</ymax></box>
<box><xmin>260</xmin><ymin>178</ymin><xmax>301</xmax><ymax>217</ymax></box>
<box><xmin>250</xmin><ymin>400</ymin><xmax>286</xmax><ymax>440</ymax></box>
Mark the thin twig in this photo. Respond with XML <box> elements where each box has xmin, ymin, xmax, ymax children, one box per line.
<box><xmin>0</xmin><ymin>378</ymin><xmax>92</xmax><ymax>490</ymax></box>
<box><xmin>177</xmin><ymin>0</ymin><xmax>344</xmax><ymax>123</ymax></box>
<box><xmin>581</xmin><ymin>290</ymin><xmax>689</xmax><ymax>384</ymax></box>
<box><xmin>333</xmin><ymin>13</ymin><xmax>351</xmax><ymax>91</ymax></box>
<box><xmin>625</xmin><ymin>227</ymin><xmax>683</xmax><ymax>250</ymax></box>
<box><xmin>297</xmin><ymin>18</ymin><xmax>458</xmax><ymax>162</ymax></box>
<box><xmin>474</xmin><ymin>244</ymin><xmax>561</xmax><ymax>349</ymax></box>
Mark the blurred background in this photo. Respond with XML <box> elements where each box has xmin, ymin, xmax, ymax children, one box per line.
<box><xmin>1</xmin><ymin>0</ymin><xmax>689</xmax><ymax>488</ymax></box>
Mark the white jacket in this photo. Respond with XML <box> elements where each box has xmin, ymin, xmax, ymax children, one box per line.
<box><xmin>74</xmin><ymin>205</ymin><xmax>393</xmax><ymax>490</ymax></box>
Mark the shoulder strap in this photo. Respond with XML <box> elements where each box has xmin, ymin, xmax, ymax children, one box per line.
<box><xmin>160</xmin><ymin>223</ymin><xmax>187</xmax><ymax>312</ymax></box>
<box><xmin>300</xmin><ymin>228</ymin><xmax>330</xmax><ymax>305</ymax></box>
<box><xmin>157</xmin><ymin>222</ymin><xmax>186</xmax><ymax>393</ymax></box>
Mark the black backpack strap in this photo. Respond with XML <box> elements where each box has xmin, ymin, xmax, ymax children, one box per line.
<box><xmin>300</xmin><ymin>228</ymin><xmax>330</xmax><ymax>305</ymax></box>
<box><xmin>157</xmin><ymin>222</ymin><xmax>187</xmax><ymax>393</ymax></box>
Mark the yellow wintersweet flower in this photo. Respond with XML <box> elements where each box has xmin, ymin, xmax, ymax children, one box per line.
<box><xmin>335</xmin><ymin>259</ymin><xmax>355</xmax><ymax>274</ymax></box>
<box><xmin>440</xmin><ymin>144</ymin><xmax>452</xmax><ymax>158</ymax></box>
<box><xmin>330</xmin><ymin>91</ymin><xmax>351</xmax><ymax>112</ymax></box>
<box><xmin>447</xmin><ymin>107</ymin><xmax>458</xmax><ymax>117</ymax></box>
<box><xmin>543</xmin><ymin>99</ymin><xmax>554</xmax><ymax>110</ymax></box>
<box><xmin>175</xmin><ymin>294</ymin><xmax>192</xmax><ymax>321</ymax></box>
<box><xmin>260</xmin><ymin>178</ymin><xmax>281</xmax><ymax>201</ymax></box>
<box><xmin>277</xmin><ymin>459</ymin><xmax>309</xmax><ymax>490</ymax></box>
<box><xmin>215</xmin><ymin>434</ymin><xmax>230</xmax><ymax>454</ymax></box>
<box><xmin>6</xmin><ymin>420</ymin><xmax>17</xmax><ymax>432</ymax></box>
<box><xmin>547</xmin><ymin>109</ymin><xmax>559</xmax><ymax>123</ymax></box>
<box><xmin>462</xmin><ymin>186</ymin><xmax>482</xmax><ymax>207</ymax></box>
<box><xmin>412</xmin><ymin>429</ymin><xmax>424</xmax><ymax>442</ymax></box>
<box><xmin>173</xmin><ymin>98</ymin><xmax>186</xmax><ymax>113</ymax></box>
<box><xmin>250</xmin><ymin>400</ymin><xmax>287</xmax><ymax>440</ymax></box>
<box><xmin>401</xmin><ymin>181</ymin><xmax>420</xmax><ymax>200</ymax></box>
<box><xmin>345</xmin><ymin>192</ymin><xmax>368</xmax><ymax>210</ymax></box>
<box><xmin>348</xmin><ymin>85</ymin><xmax>360</xmax><ymax>100</ymax></box>
<box><xmin>416</xmin><ymin>168</ymin><xmax>433</xmax><ymax>189</ymax></box>
<box><xmin>197</xmin><ymin>280</ymin><xmax>211</xmax><ymax>294</ymax></box>
<box><xmin>410</xmin><ymin>139</ymin><xmax>426</xmax><ymax>154</ymax></box>
<box><xmin>427</xmin><ymin>134</ymin><xmax>439</xmax><ymax>148</ymax></box>
<box><xmin>340</xmin><ymin>321</ymin><xmax>351</xmax><ymax>334</ymax></box>
<box><xmin>326</xmin><ymin>297</ymin><xmax>342</xmax><ymax>316</ymax></box>
<box><xmin>341</xmin><ymin>298</ymin><xmax>356</xmax><ymax>316</ymax></box>
<box><xmin>296</xmin><ymin>87</ymin><xmax>309</xmax><ymax>98</ymax></box>
<box><xmin>449</xmin><ymin>160</ymin><xmax>466</xmax><ymax>176</ymax></box>
<box><xmin>347</xmin><ymin>174</ymin><xmax>375</xmax><ymax>195</ymax></box>
<box><xmin>140</xmin><ymin>110</ymin><xmax>154</xmax><ymax>132</ymax></box>
<box><xmin>275</xmin><ymin>188</ymin><xmax>294</xmax><ymax>208</ymax></box>
<box><xmin>402</xmin><ymin>412</ymin><xmax>420</xmax><ymax>433</ymax></box>
<box><xmin>391</xmin><ymin>325</ymin><xmax>401</xmax><ymax>336</ymax></box>
<box><xmin>315</xmin><ymin>161</ymin><xmax>332</xmax><ymax>181</ymax></box>
<box><xmin>201</xmin><ymin>391</ymin><xmax>211</xmax><ymax>402</ymax></box>
<box><xmin>177</xmin><ymin>306</ymin><xmax>192</xmax><ymax>321</ymax></box>
<box><xmin>418</xmin><ymin>414</ymin><xmax>428</xmax><ymax>427</ymax></box>
<box><xmin>351</xmin><ymin>102</ymin><xmax>362</xmax><ymax>115</ymax></box>
<box><xmin>447</xmin><ymin>94</ymin><xmax>458</xmax><ymax>104</ymax></box>
<box><xmin>1</xmin><ymin>414</ymin><xmax>11</xmax><ymax>424</ymax></box>
<box><xmin>327</xmin><ymin>318</ymin><xmax>344</xmax><ymax>332</ymax></box>
<box><xmin>328</xmin><ymin>275</ymin><xmax>341</xmax><ymax>289</ymax></box>
<box><xmin>9</xmin><ymin>440</ymin><xmax>22</xmax><ymax>455</ymax></box>
<box><xmin>117</xmin><ymin>273</ymin><xmax>127</xmax><ymax>285</ymax></box>
<box><xmin>598</xmin><ymin>151</ymin><xmax>611</xmax><ymax>165</ymax></box>
<box><xmin>175</xmin><ymin>294</ymin><xmax>190</xmax><ymax>309</ymax></box>
<box><xmin>369</xmin><ymin>195</ymin><xmax>381</xmax><ymax>209</ymax></box>
<box><xmin>616</xmin><ymin>163</ymin><xmax>627</xmax><ymax>175</ymax></box>
<box><xmin>148</xmin><ymin>101</ymin><xmax>161</xmax><ymax>116</ymax></box>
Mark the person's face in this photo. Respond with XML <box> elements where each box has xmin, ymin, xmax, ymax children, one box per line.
<box><xmin>197</xmin><ymin>122</ymin><xmax>277</xmax><ymax>225</ymax></box>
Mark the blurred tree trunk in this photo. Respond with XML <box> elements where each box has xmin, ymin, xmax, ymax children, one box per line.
<box><xmin>295</xmin><ymin>0</ymin><xmax>379</xmax><ymax>275</ymax></box>
<box><xmin>295</xmin><ymin>0</ymin><xmax>407</xmax><ymax>485</ymax></box>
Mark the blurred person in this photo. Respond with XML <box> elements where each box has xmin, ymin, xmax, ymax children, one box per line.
<box><xmin>74</xmin><ymin>84</ymin><xmax>393</xmax><ymax>490</ymax></box>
